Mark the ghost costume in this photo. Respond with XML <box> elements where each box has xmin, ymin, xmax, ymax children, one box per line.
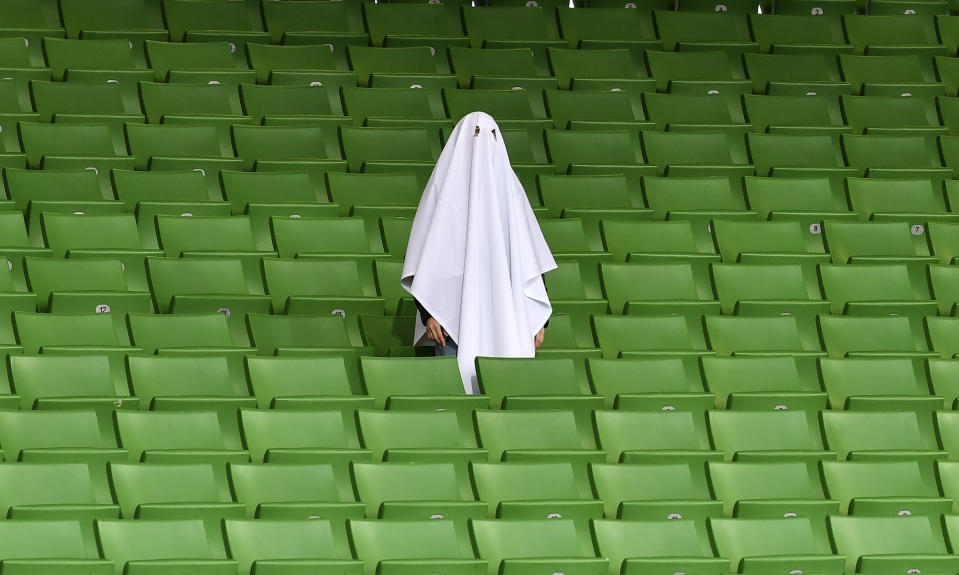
<box><xmin>401</xmin><ymin>111</ymin><xmax>557</xmax><ymax>394</ymax></box>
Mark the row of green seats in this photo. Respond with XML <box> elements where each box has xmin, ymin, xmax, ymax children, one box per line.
<box><xmin>0</xmin><ymin>459</ymin><xmax>956</xmax><ymax>575</ymax></box>
<box><xmin>7</xmin><ymin>456</ymin><xmax>959</xmax><ymax>523</ymax></box>
<box><xmin>14</xmin><ymin>123</ymin><xmax>959</xmax><ymax>192</ymax></box>
<box><xmin>0</xmin><ymin>513</ymin><xmax>939</xmax><ymax>575</ymax></box>
<box><xmin>14</xmin><ymin>37</ymin><xmax>959</xmax><ymax>99</ymax></box>
<box><xmin>2</xmin><ymin>349</ymin><xmax>959</xmax><ymax>426</ymax></box>
<box><xmin>0</xmin><ymin>406</ymin><xmax>956</xmax><ymax>471</ymax></box>
<box><xmin>17</xmin><ymin>79</ymin><xmax>959</xmax><ymax>140</ymax></box>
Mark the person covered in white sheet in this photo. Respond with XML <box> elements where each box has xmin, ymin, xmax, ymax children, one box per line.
<box><xmin>401</xmin><ymin>111</ymin><xmax>557</xmax><ymax>394</ymax></box>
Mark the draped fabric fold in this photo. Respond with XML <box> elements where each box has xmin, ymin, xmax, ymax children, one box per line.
<box><xmin>401</xmin><ymin>111</ymin><xmax>557</xmax><ymax>393</ymax></box>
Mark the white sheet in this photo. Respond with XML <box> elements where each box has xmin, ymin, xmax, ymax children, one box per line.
<box><xmin>401</xmin><ymin>111</ymin><xmax>557</xmax><ymax>393</ymax></box>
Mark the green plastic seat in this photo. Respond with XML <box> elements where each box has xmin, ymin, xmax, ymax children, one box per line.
<box><xmin>544</xmin><ymin>130</ymin><xmax>652</xmax><ymax>192</ymax></box>
<box><xmin>473</xmin><ymin>356</ymin><xmax>598</xmax><ymax>429</ymax></box>
<box><xmin>220</xmin><ymin>170</ymin><xmax>319</xmax><ymax>212</ymax></box>
<box><xmin>928</xmin><ymin>359</ymin><xmax>959</xmax><ymax>408</ymax></box>
<box><xmin>470</xmin><ymin>461</ymin><xmax>601</xmax><ymax>551</ymax></box>
<box><xmin>820</xmin><ymin>261</ymin><xmax>932</xmax><ymax>310</ymax></box>
<box><xmin>842</xmin><ymin>133</ymin><xmax>947</xmax><ymax>178</ymax></box>
<box><xmin>260</xmin><ymin>0</ymin><xmax>364</xmax><ymax>41</ymax></box>
<box><xmin>0</xmin><ymin>458</ymin><xmax>114</xmax><ymax>509</ymax></box>
<box><xmin>701</xmin><ymin>355</ymin><xmax>826</xmax><ymax>411</ymax></box>
<box><xmin>352</xmin><ymin>460</ymin><xmax>479</xmax><ymax>518</ymax></box>
<box><xmin>654</xmin><ymin>10</ymin><xmax>755</xmax><ymax>51</ymax></box>
<box><xmin>448</xmin><ymin>46</ymin><xmax>540</xmax><ymax>89</ymax></box>
<box><xmin>593</xmin><ymin>519</ymin><xmax>724</xmax><ymax>575</ymax></box>
<box><xmin>356</xmin><ymin>410</ymin><xmax>485</xmax><ymax>492</ymax></box>
<box><xmin>707</xmin><ymin>460</ymin><xmax>838</xmax><ymax>519</ymax></box>
<box><xmin>239</xmin><ymin>409</ymin><xmax>369</xmax><ymax>467</ymax></box>
<box><xmin>743</xmin><ymin>177</ymin><xmax>851</xmax><ymax>236</ymax></box>
<box><xmin>42</xmin><ymin>36</ymin><xmax>139</xmax><ymax>81</ymax></box>
<box><xmin>127</xmin><ymin>354</ymin><xmax>251</xmax><ymax>413</ymax></box>
<box><xmin>469</xmin><ymin>518</ymin><xmax>607</xmax><ymax>575</ymax></box>
<box><xmin>555</xmin><ymin>7</ymin><xmax>658</xmax><ymax>47</ymax></box>
<box><xmin>225</xmin><ymin>518</ymin><xmax>363</xmax><ymax>575</ymax></box>
<box><xmin>590</xmin><ymin>462</ymin><xmax>720</xmax><ymax>522</ymax></box>
<box><xmin>927</xmin><ymin>221</ymin><xmax>959</xmax><ymax>264</ymax></box>
<box><xmin>474</xmin><ymin>409</ymin><xmax>602</xmax><ymax>468</ymax></box>
<box><xmin>261</xmin><ymin>258</ymin><xmax>382</xmax><ymax>346</ymax></box>
<box><xmin>240</xmin><ymin>83</ymin><xmax>341</xmax><ymax>125</ymax></box>
<box><xmin>13</xmin><ymin>311</ymin><xmax>122</xmax><ymax>353</ymax></box>
<box><xmin>30</xmin><ymin>82</ymin><xmax>140</xmax><ymax>148</ymax></box>
<box><xmin>645</xmin><ymin>50</ymin><xmax>745</xmax><ymax>93</ymax></box>
<box><xmin>710</xmin><ymin>263</ymin><xmax>827</xmax><ymax>351</ymax></box>
<box><xmin>706</xmin><ymin>315</ymin><xmax>818</xmax><ymax>355</ymax></box>
<box><xmin>592</xmin><ymin>314</ymin><xmax>709</xmax><ymax>359</ymax></box>
<box><xmin>743</xmin><ymin>94</ymin><xmax>845</xmax><ymax>134</ymax></box>
<box><xmin>935</xmin><ymin>410</ymin><xmax>959</xmax><ymax>458</ymax></box>
<box><xmin>842</xmin><ymin>94</ymin><xmax>942</xmax><ymax>135</ymax></box>
<box><xmin>127</xmin><ymin>313</ymin><xmax>237</xmax><ymax>352</ymax></box>
<box><xmin>349</xmin><ymin>519</ymin><xmax>485</xmax><ymax>575</ymax></box>
<box><xmin>586</xmin><ymin>357</ymin><xmax>713</xmax><ymax>411</ymax></box>
<box><xmin>714</xmin><ymin>220</ymin><xmax>827</xmax><ymax>267</ymax></box>
<box><xmin>548</xmin><ymin>48</ymin><xmax>645</xmax><ymax>90</ymax></box>
<box><xmin>109</xmin><ymin>461</ymin><xmax>243</xmax><ymax>551</ymax></box>
<box><xmin>822</xmin><ymin>220</ymin><xmax>934</xmax><ymax>264</ymax></box>
<box><xmin>462</xmin><ymin>6</ymin><xmax>561</xmax><ymax>48</ymax></box>
<box><xmin>228</xmin><ymin>461</ymin><xmax>360</xmax><ymax>519</ymax></box>
<box><xmin>19</xmin><ymin>122</ymin><xmax>122</xmax><ymax>169</ymax></box>
<box><xmin>820</xmin><ymin>459</ymin><xmax>947</xmax><ymax>516</ymax></box>
<box><xmin>641</xmin><ymin>131</ymin><xmax>752</xmax><ymax>179</ymax></box>
<box><xmin>821</xmin><ymin>410</ymin><xmax>946</xmax><ymax>461</ymax></box>
<box><xmin>340</xmin><ymin>126</ymin><xmax>440</xmax><ymax>172</ymax></box>
<box><xmin>839</xmin><ymin>54</ymin><xmax>936</xmax><ymax>93</ymax></box>
<box><xmin>0</xmin><ymin>410</ymin><xmax>126</xmax><ymax>500</ymax></box>
<box><xmin>161</xmin><ymin>0</ymin><xmax>267</xmax><ymax>53</ymax></box>
<box><xmin>246</xmin><ymin>355</ymin><xmax>367</xmax><ymax>409</ymax></box>
<box><xmin>246</xmin><ymin>43</ymin><xmax>338</xmax><ymax>85</ymax></box>
<box><xmin>600</xmin><ymin>262</ymin><xmax>718</xmax><ymax>320</ymax></box>
<box><xmin>342</xmin><ymin>86</ymin><xmax>441</xmax><ymax>127</ymax></box>
<box><xmin>23</xmin><ymin>257</ymin><xmax>149</xmax><ymax>341</ymax></box>
<box><xmin>845</xmin><ymin>177</ymin><xmax>950</xmax><ymax>223</ymax></box>
<box><xmin>326</xmin><ymin>172</ymin><xmax>421</xmax><ymax>217</ymax></box>
<box><xmin>544</xmin><ymin>89</ymin><xmax>648</xmax><ymax>130</ymax></box>
<box><xmin>9</xmin><ymin>353</ymin><xmax>135</xmax><ymax>414</ymax></box>
<box><xmin>643</xmin><ymin>93</ymin><xmax>745</xmax><ymax>133</ymax></box>
<box><xmin>139</xmin><ymin>81</ymin><xmax>244</xmax><ymax>123</ymax></box>
<box><xmin>599</xmin><ymin>221</ymin><xmax>719</xmax><ymax>298</ymax></box>
<box><xmin>708</xmin><ymin>517</ymin><xmax>843</xmax><ymax>575</ymax></box>
<box><xmin>115</xmin><ymin>410</ymin><xmax>249</xmax><ymax>464</ymax></box>
<box><xmin>125</xmin><ymin>123</ymin><xmax>230</xmax><ymax>173</ymax></box>
<box><xmin>843</xmin><ymin>13</ymin><xmax>939</xmax><ymax>55</ymax></box>
<box><xmin>742</xmin><ymin>51</ymin><xmax>847</xmax><ymax>93</ymax></box>
<box><xmin>935</xmin><ymin>460</ymin><xmax>959</xmax><ymax>512</ymax></box>
<box><xmin>925</xmin><ymin>316</ymin><xmax>959</xmax><ymax>360</ymax></box>
<box><xmin>708</xmin><ymin>410</ymin><xmax>832</xmax><ymax>463</ymax></box>
<box><xmin>929</xmin><ymin>266</ymin><xmax>959</xmax><ymax>316</ymax></box>
<box><xmin>232</xmin><ymin>124</ymin><xmax>342</xmax><ymax>171</ymax></box>
<box><xmin>819</xmin><ymin>315</ymin><xmax>933</xmax><ymax>358</ymax></box>
<box><xmin>593</xmin><ymin>409</ymin><xmax>720</xmax><ymax>465</ymax></box>
<box><xmin>746</xmin><ymin>133</ymin><xmax>849</xmax><ymax>177</ymax></box>
<box><xmin>359</xmin><ymin>355</ymin><xmax>487</xmax><ymax>429</ymax></box>
<box><xmin>0</xmin><ymin>519</ymin><xmax>112</xmax><ymax>575</ymax></box>
<box><xmin>347</xmin><ymin>46</ymin><xmax>439</xmax><ymax>87</ymax></box>
<box><xmin>59</xmin><ymin>0</ymin><xmax>166</xmax><ymax>39</ymax></box>
<box><xmin>0</xmin><ymin>210</ymin><xmax>49</xmax><ymax>289</ymax></box>
<box><xmin>96</xmin><ymin>518</ymin><xmax>236</xmax><ymax>575</ymax></box>
<box><xmin>146</xmin><ymin>257</ymin><xmax>269</xmax><ymax>345</ymax></box>
<box><xmin>246</xmin><ymin>313</ymin><xmax>353</xmax><ymax>354</ymax></box>
<box><xmin>829</xmin><ymin>515</ymin><xmax>959</xmax><ymax>575</ymax></box>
